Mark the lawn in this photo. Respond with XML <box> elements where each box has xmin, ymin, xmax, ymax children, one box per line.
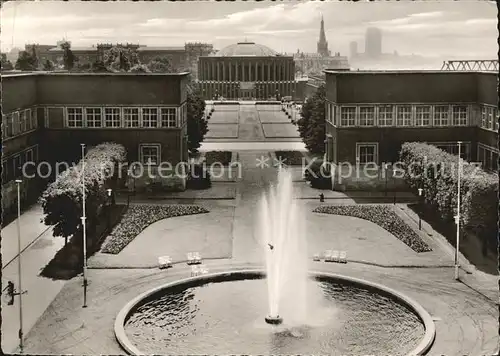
<box><xmin>275</xmin><ymin>150</ymin><xmax>306</xmax><ymax>166</ymax></box>
<box><xmin>101</xmin><ymin>204</ymin><xmax>209</xmax><ymax>254</ymax></box>
<box><xmin>204</xmin><ymin>151</ymin><xmax>233</xmax><ymax>166</ymax></box>
<box><xmin>314</xmin><ymin>205</ymin><xmax>432</xmax><ymax>253</ymax></box>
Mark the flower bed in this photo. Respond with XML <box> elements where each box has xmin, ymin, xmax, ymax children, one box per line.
<box><xmin>313</xmin><ymin>205</ymin><xmax>432</xmax><ymax>253</ymax></box>
<box><xmin>204</xmin><ymin>151</ymin><xmax>232</xmax><ymax>166</ymax></box>
<box><xmin>275</xmin><ymin>151</ymin><xmax>305</xmax><ymax>166</ymax></box>
<box><xmin>101</xmin><ymin>204</ymin><xmax>209</xmax><ymax>254</ymax></box>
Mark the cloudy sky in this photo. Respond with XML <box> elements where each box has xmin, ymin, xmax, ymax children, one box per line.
<box><xmin>1</xmin><ymin>0</ymin><xmax>497</xmax><ymax>60</ymax></box>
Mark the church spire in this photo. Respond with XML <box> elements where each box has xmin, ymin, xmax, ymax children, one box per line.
<box><xmin>317</xmin><ymin>14</ymin><xmax>330</xmax><ymax>57</ymax></box>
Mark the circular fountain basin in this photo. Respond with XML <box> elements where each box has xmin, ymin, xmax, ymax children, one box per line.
<box><xmin>115</xmin><ymin>270</ymin><xmax>435</xmax><ymax>356</ymax></box>
<box><xmin>264</xmin><ymin>315</ymin><xmax>283</xmax><ymax>325</ymax></box>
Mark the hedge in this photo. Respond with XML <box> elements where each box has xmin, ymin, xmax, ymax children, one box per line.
<box><xmin>400</xmin><ymin>142</ymin><xmax>498</xmax><ymax>238</ymax></box>
<box><xmin>314</xmin><ymin>205</ymin><xmax>432</xmax><ymax>252</ymax></box>
<box><xmin>39</xmin><ymin>142</ymin><xmax>126</xmax><ymax>240</ymax></box>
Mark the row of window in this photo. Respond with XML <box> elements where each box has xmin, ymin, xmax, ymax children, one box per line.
<box><xmin>326</xmin><ymin>104</ymin><xmax>469</xmax><ymax>127</ymax></box>
<box><xmin>66</xmin><ymin>105</ymin><xmax>186</xmax><ymax>129</ymax></box>
<box><xmin>2</xmin><ymin>108</ymin><xmax>38</xmax><ymax>139</ymax></box>
<box><xmin>2</xmin><ymin>145</ymin><xmax>39</xmax><ymax>184</ymax></box>
<box><xmin>479</xmin><ymin>105</ymin><xmax>499</xmax><ymax>132</ymax></box>
<box><xmin>353</xmin><ymin>141</ymin><xmax>474</xmax><ymax>165</ymax></box>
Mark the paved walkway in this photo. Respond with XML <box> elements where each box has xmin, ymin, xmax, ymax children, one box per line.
<box><xmin>1</xmin><ymin>205</ymin><xmax>65</xmax><ymax>354</ymax></box>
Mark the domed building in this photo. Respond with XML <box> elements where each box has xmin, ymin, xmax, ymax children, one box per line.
<box><xmin>197</xmin><ymin>41</ymin><xmax>296</xmax><ymax>100</ymax></box>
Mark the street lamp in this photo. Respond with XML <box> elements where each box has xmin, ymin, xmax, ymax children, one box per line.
<box><xmin>384</xmin><ymin>163</ymin><xmax>390</xmax><ymax>197</ymax></box>
<box><xmin>15</xmin><ymin>179</ymin><xmax>25</xmax><ymax>353</ymax></box>
<box><xmin>392</xmin><ymin>168</ymin><xmax>397</xmax><ymax>205</ymax></box>
<box><xmin>106</xmin><ymin>188</ymin><xmax>113</xmax><ymax>231</ymax></box>
<box><xmin>418</xmin><ymin>188</ymin><xmax>423</xmax><ymax>230</ymax></box>
<box><xmin>455</xmin><ymin>141</ymin><xmax>462</xmax><ymax>280</ymax></box>
<box><xmin>80</xmin><ymin>144</ymin><xmax>88</xmax><ymax>308</ymax></box>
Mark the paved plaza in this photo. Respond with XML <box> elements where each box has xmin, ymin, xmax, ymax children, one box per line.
<box><xmin>2</xmin><ymin>102</ymin><xmax>498</xmax><ymax>355</ymax></box>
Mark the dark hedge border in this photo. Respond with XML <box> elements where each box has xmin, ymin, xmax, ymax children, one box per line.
<box><xmin>204</xmin><ymin>151</ymin><xmax>232</xmax><ymax>166</ymax></box>
<box><xmin>101</xmin><ymin>204</ymin><xmax>209</xmax><ymax>254</ymax></box>
<box><xmin>313</xmin><ymin>205</ymin><xmax>432</xmax><ymax>253</ymax></box>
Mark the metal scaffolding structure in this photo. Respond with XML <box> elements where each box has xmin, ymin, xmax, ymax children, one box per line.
<box><xmin>441</xmin><ymin>60</ymin><xmax>499</xmax><ymax>72</ymax></box>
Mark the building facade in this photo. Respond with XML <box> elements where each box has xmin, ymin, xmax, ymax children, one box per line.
<box><xmin>2</xmin><ymin>72</ymin><xmax>190</xmax><ymax>214</ymax></box>
<box><xmin>197</xmin><ymin>41</ymin><xmax>296</xmax><ymax>100</ymax></box>
<box><xmin>323</xmin><ymin>70</ymin><xmax>498</xmax><ymax>173</ymax></box>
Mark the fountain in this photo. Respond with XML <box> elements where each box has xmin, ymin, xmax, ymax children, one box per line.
<box><xmin>259</xmin><ymin>168</ymin><xmax>308</xmax><ymax>326</ymax></box>
<box><xmin>114</xmin><ymin>169</ymin><xmax>436</xmax><ymax>355</ymax></box>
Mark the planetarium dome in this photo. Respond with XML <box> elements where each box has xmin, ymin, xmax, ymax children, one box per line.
<box><xmin>215</xmin><ymin>41</ymin><xmax>278</xmax><ymax>57</ymax></box>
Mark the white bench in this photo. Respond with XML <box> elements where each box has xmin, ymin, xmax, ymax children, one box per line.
<box><xmin>312</xmin><ymin>253</ymin><xmax>321</xmax><ymax>261</ymax></box>
<box><xmin>158</xmin><ymin>256</ymin><xmax>172</xmax><ymax>269</ymax></box>
<box><xmin>338</xmin><ymin>251</ymin><xmax>347</xmax><ymax>263</ymax></box>
<box><xmin>187</xmin><ymin>252</ymin><xmax>202</xmax><ymax>265</ymax></box>
<box><xmin>324</xmin><ymin>250</ymin><xmax>333</xmax><ymax>262</ymax></box>
<box><xmin>331</xmin><ymin>250</ymin><xmax>340</xmax><ymax>263</ymax></box>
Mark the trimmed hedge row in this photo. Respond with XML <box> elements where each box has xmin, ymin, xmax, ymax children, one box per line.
<box><xmin>101</xmin><ymin>204</ymin><xmax>209</xmax><ymax>254</ymax></box>
<box><xmin>314</xmin><ymin>205</ymin><xmax>432</xmax><ymax>253</ymax></box>
<box><xmin>275</xmin><ymin>151</ymin><xmax>305</xmax><ymax>166</ymax></box>
<box><xmin>400</xmin><ymin>142</ymin><xmax>498</xmax><ymax>237</ymax></box>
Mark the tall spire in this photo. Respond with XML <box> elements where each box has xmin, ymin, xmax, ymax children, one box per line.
<box><xmin>317</xmin><ymin>14</ymin><xmax>330</xmax><ymax>57</ymax></box>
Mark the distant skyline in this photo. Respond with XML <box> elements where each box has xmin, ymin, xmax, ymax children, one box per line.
<box><xmin>1</xmin><ymin>0</ymin><xmax>497</xmax><ymax>60</ymax></box>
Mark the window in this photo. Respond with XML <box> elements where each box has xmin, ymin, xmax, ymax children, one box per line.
<box><xmin>86</xmin><ymin>108</ymin><xmax>102</xmax><ymax>128</ymax></box>
<box><xmin>396</xmin><ymin>106</ymin><xmax>412</xmax><ymax>126</ymax></box>
<box><xmin>434</xmin><ymin>142</ymin><xmax>470</xmax><ymax>161</ymax></box>
<box><xmin>67</xmin><ymin>108</ymin><xmax>84</xmax><ymax>127</ymax></box>
<box><xmin>31</xmin><ymin>109</ymin><xmax>37</xmax><ymax>129</ymax></box>
<box><xmin>124</xmin><ymin>108</ymin><xmax>140</xmax><ymax>128</ymax></box>
<box><xmin>433</xmin><ymin>106</ymin><xmax>449</xmax><ymax>126</ymax></box>
<box><xmin>140</xmin><ymin>144</ymin><xmax>160</xmax><ymax>165</ymax></box>
<box><xmin>12</xmin><ymin>112</ymin><xmax>19</xmax><ymax>135</ymax></box>
<box><xmin>25</xmin><ymin>149</ymin><xmax>34</xmax><ymax>163</ymax></box>
<box><xmin>415</xmin><ymin>106</ymin><xmax>431</xmax><ymax>126</ymax></box>
<box><xmin>340</xmin><ymin>107</ymin><xmax>356</xmax><ymax>126</ymax></box>
<box><xmin>359</xmin><ymin>107</ymin><xmax>375</xmax><ymax>126</ymax></box>
<box><xmin>481</xmin><ymin>106</ymin><xmax>487</xmax><ymax>128</ymax></box>
<box><xmin>105</xmin><ymin>108</ymin><xmax>121</xmax><ymax>127</ymax></box>
<box><xmin>25</xmin><ymin>109</ymin><xmax>32</xmax><ymax>131</ymax></box>
<box><xmin>452</xmin><ymin>106</ymin><xmax>467</xmax><ymax>126</ymax></box>
<box><xmin>378</xmin><ymin>105</ymin><xmax>393</xmax><ymax>126</ymax></box>
<box><xmin>1</xmin><ymin>115</ymin><xmax>6</xmax><ymax>139</ymax></box>
<box><xmin>20</xmin><ymin>110</ymin><xmax>28</xmax><ymax>132</ymax></box>
<box><xmin>6</xmin><ymin>114</ymin><xmax>13</xmax><ymax>137</ymax></box>
<box><xmin>478</xmin><ymin>144</ymin><xmax>499</xmax><ymax>172</ymax></box>
<box><xmin>487</xmin><ymin>107</ymin><xmax>494</xmax><ymax>130</ymax></box>
<box><xmin>142</xmin><ymin>108</ymin><xmax>158</xmax><ymax>128</ymax></box>
<box><xmin>13</xmin><ymin>155</ymin><xmax>23</xmax><ymax>178</ymax></box>
<box><xmin>495</xmin><ymin>108</ymin><xmax>499</xmax><ymax>131</ymax></box>
<box><xmin>161</xmin><ymin>108</ymin><xmax>177</xmax><ymax>128</ymax></box>
<box><xmin>356</xmin><ymin>143</ymin><xmax>378</xmax><ymax>164</ymax></box>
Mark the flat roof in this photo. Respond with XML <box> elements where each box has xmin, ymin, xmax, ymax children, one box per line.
<box><xmin>324</xmin><ymin>69</ymin><xmax>498</xmax><ymax>75</ymax></box>
<box><xmin>1</xmin><ymin>71</ymin><xmax>191</xmax><ymax>78</ymax></box>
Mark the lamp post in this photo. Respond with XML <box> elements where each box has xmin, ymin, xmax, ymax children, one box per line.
<box><xmin>15</xmin><ymin>179</ymin><xmax>24</xmax><ymax>353</ymax></box>
<box><xmin>106</xmin><ymin>188</ymin><xmax>113</xmax><ymax>231</ymax></box>
<box><xmin>392</xmin><ymin>168</ymin><xmax>397</xmax><ymax>205</ymax></box>
<box><xmin>455</xmin><ymin>141</ymin><xmax>462</xmax><ymax>280</ymax></box>
<box><xmin>384</xmin><ymin>163</ymin><xmax>390</xmax><ymax>197</ymax></box>
<box><xmin>80</xmin><ymin>144</ymin><xmax>88</xmax><ymax>308</ymax></box>
<box><xmin>418</xmin><ymin>188</ymin><xmax>423</xmax><ymax>230</ymax></box>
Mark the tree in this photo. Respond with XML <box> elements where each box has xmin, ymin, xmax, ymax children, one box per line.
<box><xmin>103</xmin><ymin>46</ymin><xmax>139</xmax><ymax>72</ymax></box>
<box><xmin>297</xmin><ymin>84</ymin><xmax>326</xmax><ymax>155</ymax></box>
<box><xmin>186</xmin><ymin>88</ymin><xmax>208</xmax><ymax>154</ymax></box>
<box><xmin>147</xmin><ymin>56</ymin><xmax>174</xmax><ymax>73</ymax></box>
<box><xmin>42</xmin><ymin>59</ymin><xmax>55</xmax><ymax>71</ymax></box>
<box><xmin>60</xmin><ymin>41</ymin><xmax>75</xmax><ymax>70</ymax></box>
<box><xmin>15</xmin><ymin>50</ymin><xmax>38</xmax><ymax>71</ymax></box>
<box><xmin>1</xmin><ymin>53</ymin><xmax>13</xmax><ymax>70</ymax></box>
<box><xmin>39</xmin><ymin>143</ymin><xmax>126</xmax><ymax>247</ymax></box>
